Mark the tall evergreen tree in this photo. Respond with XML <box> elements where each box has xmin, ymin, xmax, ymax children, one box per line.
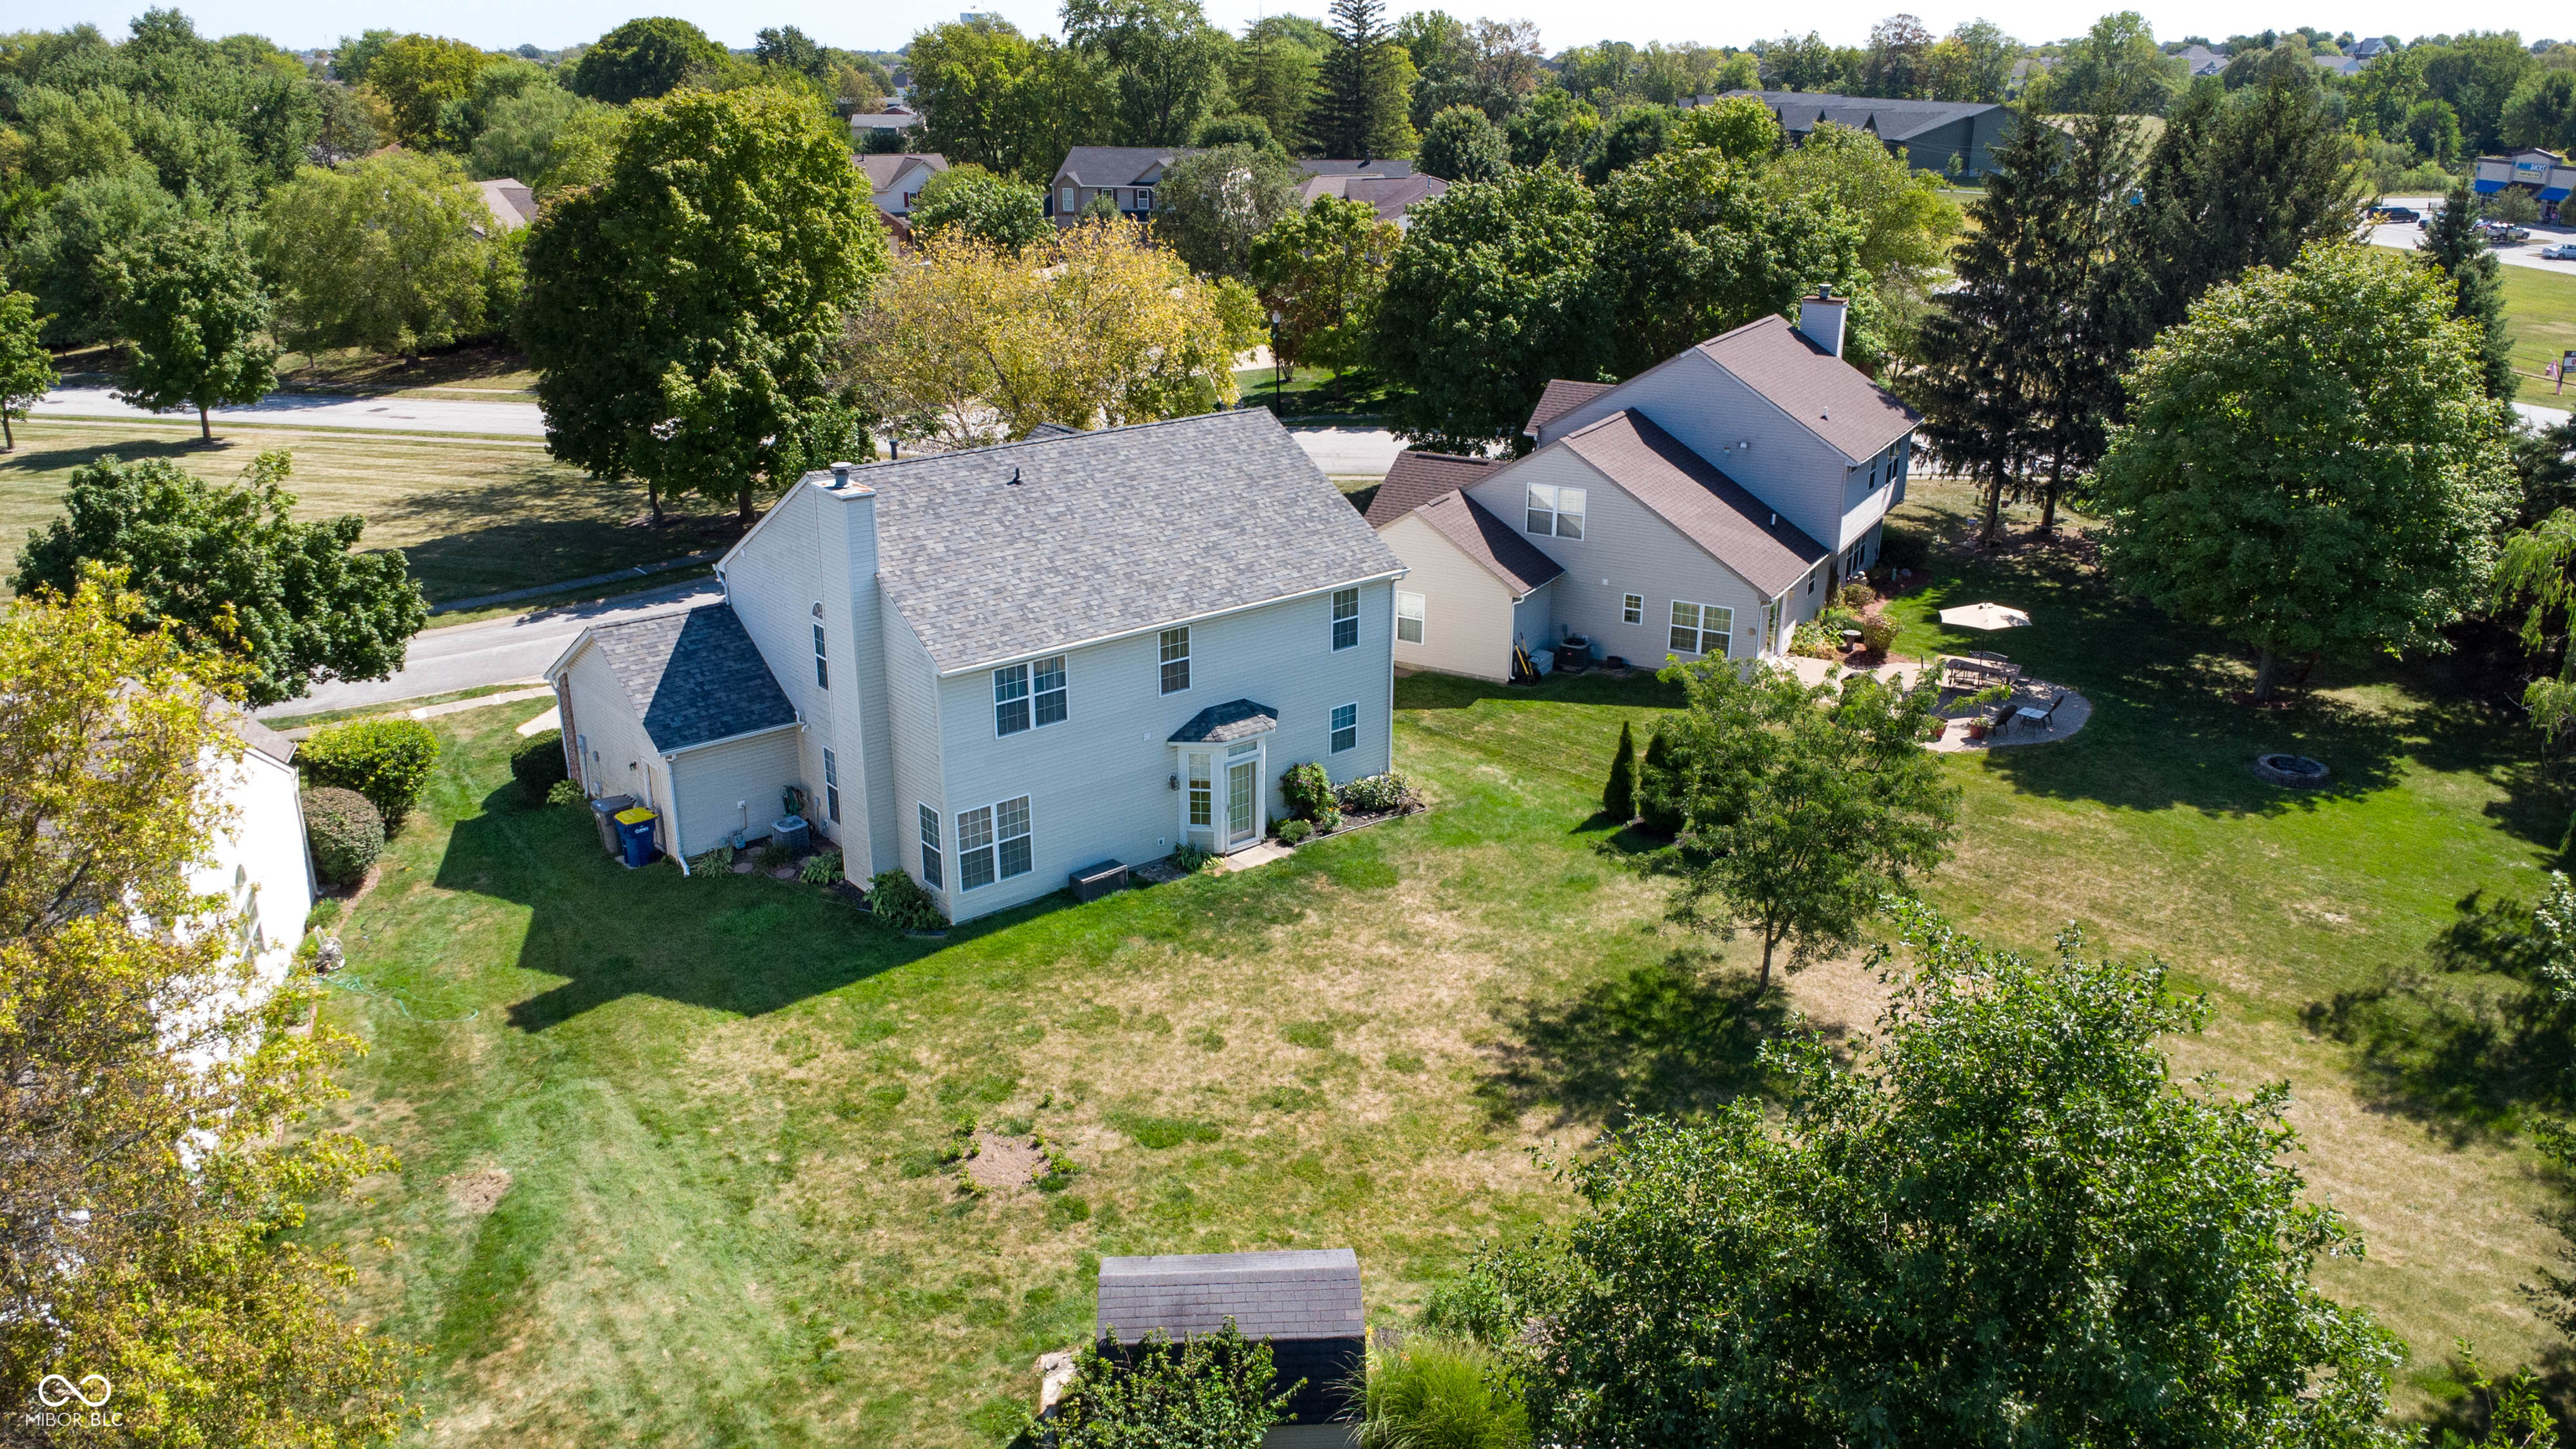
<box><xmin>2420</xmin><ymin>173</ymin><xmax>2516</xmax><ymax>399</ymax></box>
<box><xmin>2115</xmin><ymin>70</ymin><xmax>2365</xmax><ymax>357</ymax></box>
<box><xmin>1317</xmin><ymin>0</ymin><xmax>1415</xmax><ymax>157</ymax></box>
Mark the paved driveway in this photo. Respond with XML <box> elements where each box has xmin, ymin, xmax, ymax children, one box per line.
<box><xmin>2365</xmin><ymin>197</ymin><xmax>2576</xmax><ymax>275</ymax></box>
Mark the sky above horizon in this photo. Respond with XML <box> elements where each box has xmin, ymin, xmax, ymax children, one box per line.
<box><xmin>27</xmin><ymin>0</ymin><xmax>2574</xmax><ymax>57</ymax></box>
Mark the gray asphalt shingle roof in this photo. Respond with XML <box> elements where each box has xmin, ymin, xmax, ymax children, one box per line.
<box><xmin>576</xmin><ymin>604</ymin><xmax>798</xmax><ymax>754</ymax></box>
<box><xmin>1696</xmin><ymin>314</ymin><xmax>1921</xmax><ymax>463</ymax></box>
<box><xmin>1167</xmin><ymin>699</ymin><xmax>1278</xmax><ymax>743</ymax></box>
<box><xmin>1723</xmin><ymin>90</ymin><xmax>2004</xmax><ymax>144</ymax></box>
<box><xmin>846</xmin><ymin>409</ymin><xmax>1404</xmax><ymax>675</ymax></box>
<box><xmin>1555</xmin><ymin>409</ymin><xmax>1829</xmax><ymax>597</ymax></box>
<box><xmin>1096</xmin><ymin>1249</ymin><xmax>1363</xmax><ymax>1343</ymax></box>
<box><xmin>1413</xmin><ymin>490</ymin><xmax>1564</xmax><ymax>597</ymax></box>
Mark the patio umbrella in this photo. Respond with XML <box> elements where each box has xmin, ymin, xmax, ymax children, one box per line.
<box><xmin>1937</xmin><ymin>601</ymin><xmax>2032</xmax><ymax>631</ymax></box>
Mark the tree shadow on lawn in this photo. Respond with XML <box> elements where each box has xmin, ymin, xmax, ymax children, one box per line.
<box><xmin>0</xmin><ymin>434</ymin><xmax>234</xmax><ymax>480</ymax></box>
<box><xmin>1394</xmin><ymin>668</ymin><xmax>1680</xmax><ymax>714</ymax></box>
<box><xmin>432</xmin><ymin>785</ymin><xmax>953</xmax><ymax>1030</ymax></box>
<box><xmin>1475</xmin><ymin>948</ymin><xmax>1797</xmax><ymax>1130</ymax></box>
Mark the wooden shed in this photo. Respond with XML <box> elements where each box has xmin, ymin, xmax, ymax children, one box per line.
<box><xmin>1095</xmin><ymin>1249</ymin><xmax>1364</xmax><ymax>1446</ymax></box>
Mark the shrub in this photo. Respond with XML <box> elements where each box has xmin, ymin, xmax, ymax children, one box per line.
<box><xmin>1838</xmin><ymin>580</ymin><xmax>1877</xmax><ymax>610</ymax></box>
<box><xmin>1878</xmin><ymin>524</ymin><xmax>1930</xmax><ymax>573</ymax></box>
<box><xmin>869</xmin><ymin>869</ymin><xmax>948</xmax><ymax>932</ymax></box>
<box><xmin>1351</xmin><ymin>1332</ymin><xmax>1531</xmax><ymax>1449</ymax></box>
<box><xmin>303</xmin><ymin>786</ymin><xmax>383</xmax><ymax>886</ymax></box>
<box><xmin>1858</xmin><ymin>613</ymin><xmax>1898</xmax><ymax>656</ymax></box>
<box><xmin>300</xmin><ymin>719</ymin><xmax>439</xmax><ymax>827</ymax></box>
<box><xmin>688</xmin><ymin>844</ymin><xmax>735</xmax><ymax>874</ymax></box>
<box><xmin>1339</xmin><ymin>771</ymin><xmax>1417</xmax><ymax>814</ymax></box>
<box><xmin>1279</xmin><ymin>760</ymin><xmax>1333</xmax><ymax>819</ymax></box>
<box><xmin>1789</xmin><ymin>620</ymin><xmax>1841</xmax><ymax>659</ymax></box>
<box><xmin>510</xmin><ymin>727</ymin><xmax>569</xmax><ymax>801</ymax></box>
<box><xmin>1638</xmin><ymin>727</ymin><xmax>1687</xmax><ymax>836</ymax></box>
<box><xmin>801</xmin><ymin>849</ymin><xmax>843</xmax><ymax>885</ymax></box>
<box><xmin>1278</xmin><ymin>818</ymin><xmax>1314</xmax><ymax>844</ymax></box>
<box><xmin>1603</xmin><ymin>722</ymin><xmax>1636</xmax><ymax>820</ymax></box>
<box><xmin>1315</xmin><ymin>802</ymin><xmax>1343</xmax><ymax>833</ymax></box>
<box><xmin>545</xmin><ymin>777</ymin><xmax>585</xmax><ymax>806</ymax></box>
<box><xmin>1051</xmin><ymin>1322</ymin><xmax>1289</xmax><ymax>1446</ymax></box>
<box><xmin>1170</xmin><ymin>843</ymin><xmax>1218</xmax><ymax>874</ymax></box>
<box><xmin>759</xmin><ymin>841</ymin><xmax>791</xmax><ymax>869</ymax></box>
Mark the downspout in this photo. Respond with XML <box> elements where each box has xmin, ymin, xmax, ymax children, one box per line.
<box><xmin>663</xmin><ymin>754</ymin><xmax>690</xmax><ymax>875</ymax></box>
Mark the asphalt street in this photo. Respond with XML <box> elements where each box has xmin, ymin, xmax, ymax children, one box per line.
<box><xmin>2366</xmin><ymin>197</ymin><xmax>2576</xmax><ymax>276</ymax></box>
<box><xmin>257</xmin><ymin>576</ymin><xmax>722</xmax><ymax>720</ymax></box>
<box><xmin>32</xmin><ymin>386</ymin><xmax>553</xmax><ymax>436</ymax></box>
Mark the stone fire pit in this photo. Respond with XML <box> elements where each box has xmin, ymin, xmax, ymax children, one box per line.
<box><xmin>2254</xmin><ymin>753</ymin><xmax>2329</xmax><ymax>788</ymax></box>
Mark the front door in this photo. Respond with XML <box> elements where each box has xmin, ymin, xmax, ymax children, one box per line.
<box><xmin>1225</xmin><ymin>756</ymin><xmax>1259</xmax><ymax>848</ymax></box>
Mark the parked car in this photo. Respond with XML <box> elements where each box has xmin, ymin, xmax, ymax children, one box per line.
<box><xmin>2486</xmin><ymin>223</ymin><xmax>2533</xmax><ymax>244</ymax></box>
<box><xmin>2370</xmin><ymin>205</ymin><xmax>2419</xmax><ymax>222</ymax></box>
<box><xmin>2544</xmin><ymin>242</ymin><xmax>2576</xmax><ymax>260</ymax></box>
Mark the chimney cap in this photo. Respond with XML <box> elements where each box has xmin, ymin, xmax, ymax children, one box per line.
<box><xmin>828</xmin><ymin>460</ymin><xmax>854</xmax><ymax>486</ymax></box>
<box><xmin>1810</xmin><ymin>284</ymin><xmax>1841</xmax><ymax>303</ymax></box>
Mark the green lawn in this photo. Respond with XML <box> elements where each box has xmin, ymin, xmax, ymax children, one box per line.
<box><xmin>2502</xmin><ymin>262</ymin><xmax>2576</xmax><ymax>403</ymax></box>
<box><xmin>0</xmin><ymin>418</ymin><xmax>724</xmax><ymax>605</ymax></box>
<box><xmin>308</xmin><ymin>483</ymin><xmax>2566</xmax><ymax>1445</ymax></box>
<box><xmin>1229</xmin><ymin>363</ymin><xmax>1405</xmax><ymax>421</ymax></box>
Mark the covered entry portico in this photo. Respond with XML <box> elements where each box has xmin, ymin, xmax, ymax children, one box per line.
<box><xmin>1170</xmin><ymin>699</ymin><xmax>1275</xmax><ymax>854</ymax></box>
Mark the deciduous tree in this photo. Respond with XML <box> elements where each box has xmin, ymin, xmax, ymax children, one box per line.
<box><xmin>569</xmin><ymin>17</ymin><xmax>724</xmax><ymax>104</ymax></box>
<box><xmin>908</xmin><ymin>164</ymin><xmax>1052</xmax><ymax>250</ymax></box>
<box><xmin>0</xmin><ymin>567</ymin><xmax>413</xmax><ymax>1446</ymax></box>
<box><xmin>360</xmin><ymin>34</ymin><xmax>491</xmax><ymax>149</ymax></box>
<box><xmin>1151</xmin><ymin>143</ymin><xmax>1307</xmax><ymax>280</ymax></box>
<box><xmin>0</xmin><ymin>283</ymin><xmax>57</xmax><ymax>451</ymax></box>
<box><xmin>1062</xmin><ymin>0</ymin><xmax>1234</xmax><ymax>148</ymax></box>
<box><xmin>1371</xmin><ymin>165</ymin><xmax>1606</xmax><ymax>452</ymax></box>
<box><xmin>258</xmin><ymin>152</ymin><xmax>498</xmax><ymax>360</ymax></box>
<box><xmin>104</xmin><ymin>219</ymin><xmax>277</xmax><ymax>441</ymax></box>
<box><xmin>518</xmin><ymin>87</ymin><xmax>888</xmax><ymax>524</ymax></box>
<box><xmin>845</xmin><ymin>216</ymin><xmax>1258</xmax><ymax>449</ymax></box>
<box><xmin>12</xmin><ymin>450</ymin><xmax>428</xmax><ymax>706</ymax></box>
<box><xmin>1763</xmin><ymin>118</ymin><xmax>1962</xmax><ymax>354</ymax></box>
<box><xmin>1250</xmin><ymin>193</ymin><xmax>1400</xmax><ymax>382</ymax></box>
<box><xmin>1660</xmin><ymin>657</ymin><xmax>1957</xmax><ymax>986</ymax></box>
<box><xmin>1670</xmin><ymin>94</ymin><xmax>1781</xmax><ymax>164</ymax></box>
<box><xmin>2025</xmin><ymin>10</ymin><xmax>2183</xmax><ymax>115</ymax></box>
<box><xmin>1416</xmin><ymin>102</ymin><xmax>1509</xmax><ymax>180</ymax></box>
<box><xmin>2095</xmin><ymin>243</ymin><xmax>2515</xmax><ymax>700</ymax></box>
<box><xmin>1481</xmin><ymin>902</ymin><xmax>2404</xmax><ymax>1447</ymax></box>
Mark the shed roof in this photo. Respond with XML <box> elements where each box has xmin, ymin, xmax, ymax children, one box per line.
<box><xmin>1364</xmin><ymin>449</ymin><xmax>1498</xmax><ymax>528</ymax></box>
<box><xmin>1523</xmin><ymin>379</ymin><xmax>1614</xmax><ymax>437</ymax></box>
<box><xmin>1696</xmin><ymin>314</ymin><xmax>1920</xmax><ymax>462</ymax></box>
<box><xmin>566</xmin><ymin>603</ymin><xmax>799</xmax><ymax>754</ymax></box>
<box><xmin>1096</xmin><ymin>1249</ymin><xmax>1363</xmax><ymax>1343</ymax></box>
<box><xmin>1411</xmin><ymin>491</ymin><xmax>1562</xmax><ymax>598</ymax></box>
<box><xmin>1555</xmin><ymin>409</ymin><xmax>1828</xmax><ymax>597</ymax></box>
<box><xmin>1166</xmin><ymin>698</ymin><xmax>1278</xmax><ymax>744</ymax></box>
<box><xmin>829</xmin><ymin>409</ymin><xmax>1404</xmax><ymax>675</ymax></box>
<box><xmin>1722</xmin><ymin>90</ymin><xmax>2004</xmax><ymax>144</ymax></box>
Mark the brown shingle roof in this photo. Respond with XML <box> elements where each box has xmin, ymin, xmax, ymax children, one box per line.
<box><xmin>1524</xmin><ymin>378</ymin><xmax>1614</xmax><ymax>437</ymax></box>
<box><xmin>1412</xmin><ymin>490</ymin><xmax>1562</xmax><ymax>597</ymax></box>
<box><xmin>1555</xmin><ymin>410</ymin><xmax>1828</xmax><ymax>596</ymax></box>
<box><xmin>1364</xmin><ymin>449</ymin><xmax>1497</xmax><ymax>527</ymax></box>
<box><xmin>1696</xmin><ymin>314</ymin><xmax>1919</xmax><ymax>462</ymax></box>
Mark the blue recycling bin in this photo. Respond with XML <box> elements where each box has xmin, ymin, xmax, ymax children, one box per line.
<box><xmin>615</xmin><ymin>807</ymin><xmax>659</xmax><ymax>868</ymax></box>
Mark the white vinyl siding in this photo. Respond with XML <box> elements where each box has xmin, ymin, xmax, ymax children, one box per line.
<box><xmin>927</xmin><ymin>580</ymin><xmax>1394</xmax><ymax>922</ymax></box>
<box><xmin>667</xmin><ymin>728</ymin><xmax>804</xmax><ymax>858</ymax></box>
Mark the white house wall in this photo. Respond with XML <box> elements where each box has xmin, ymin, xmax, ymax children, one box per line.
<box><xmin>927</xmin><ymin>581</ymin><xmax>1395</xmax><ymax>924</ymax></box>
<box><xmin>188</xmin><ymin>745</ymin><xmax>312</xmax><ymax>1000</ymax></box>
<box><xmin>1380</xmin><ymin>512</ymin><xmax>1518</xmax><ymax>683</ymax></box>
<box><xmin>883</xmin><ymin>605</ymin><xmax>949</xmax><ymax>897</ymax></box>
<box><xmin>718</xmin><ymin>478</ymin><xmax>832</xmax><ymax>848</ymax></box>
<box><xmin>562</xmin><ymin>641</ymin><xmax>668</xmax><ymax>843</ymax></box>
<box><xmin>669</xmin><ymin>730</ymin><xmax>807</xmax><ymax>859</ymax></box>
<box><xmin>1467</xmin><ymin>448</ymin><xmax>1772</xmax><ymax>667</ymax></box>
<box><xmin>1510</xmin><ymin>582</ymin><xmax>1556</xmax><ymax>662</ymax></box>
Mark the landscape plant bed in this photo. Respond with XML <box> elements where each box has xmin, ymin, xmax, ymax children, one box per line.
<box><xmin>1278</xmin><ymin>799</ymin><xmax>1425</xmax><ymax>847</ymax></box>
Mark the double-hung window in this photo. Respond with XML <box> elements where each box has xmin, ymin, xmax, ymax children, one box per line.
<box><xmin>1623</xmin><ymin>593</ymin><xmax>1644</xmax><ymax>626</ymax></box>
<box><xmin>1670</xmin><ymin>600</ymin><xmax>1733</xmax><ymax>657</ymax></box>
<box><xmin>957</xmin><ymin>796</ymin><xmax>1032</xmax><ymax>891</ymax></box>
<box><xmin>1524</xmin><ymin>483</ymin><xmax>1586</xmax><ymax>539</ymax></box>
<box><xmin>812</xmin><ymin>622</ymin><xmax>828</xmax><ymax>690</ymax></box>
<box><xmin>1332</xmin><ymin>588</ymin><xmax>1359</xmax><ymax>650</ymax></box>
<box><xmin>918</xmin><ymin>804</ymin><xmax>943</xmax><ymax>889</ymax></box>
<box><xmin>995</xmin><ymin>656</ymin><xmax>1070</xmax><ymax>735</ymax></box>
<box><xmin>1396</xmin><ymin>591</ymin><xmax>1425</xmax><ymax>644</ymax></box>
<box><xmin>1159</xmin><ymin>627</ymin><xmax>1191</xmax><ymax>694</ymax></box>
<box><xmin>823</xmin><ymin>748</ymin><xmax>842</xmax><ymax>824</ymax></box>
<box><xmin>1135</xmin><ymin>186</ymin><xmax>1155</xmax><ymax>210</ymax></box>
<box><xmin>1059</xmin><ymin>185</ymin><xmax>1075</xmax><ymax>214</ymax></box>
<box><xmin>1330</xmin><ymin>703</ymin><xmax>1358</xmax><ymax>753</ymax></box>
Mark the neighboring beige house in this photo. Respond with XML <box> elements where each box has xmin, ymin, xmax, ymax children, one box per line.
<box><xmin>1368</xmin><ymin>291</ymin><xmax>1920</xmax><ymax>683</ymax></box>
<box><xmin>1363</xmin><ymin>452</ymin><xmax>1559</xmax><ymax>682</ymax></box>
<box><xmin>849</xmin><ymin>106</ymin><xmax>925</xmax><ymax>144</ymax></box>
<box><xmin>1046</xmin><ymin>148</ymin><xmax>1447</xmax><ymax>227</ymax></box>
<box><xmin>858</xmin><ymin>152</ymin><xmax>948</xmax><ymax>216</ymax></box>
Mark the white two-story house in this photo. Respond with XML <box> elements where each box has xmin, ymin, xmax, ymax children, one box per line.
<box><xmin>1366</xmin><ymin>291</ymin><xmax>1919</xmax><ymax>682</ymax></box>
<box><xmin>548</xmin><ymin>410</ymin><xmax>1405</xmax><ymax>924</ymax></box>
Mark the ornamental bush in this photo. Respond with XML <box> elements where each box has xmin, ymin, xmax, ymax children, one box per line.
<box><xmin>1278</xmin><ymin>761</ymin><xmax>1333</xmax><ymax>819</ymax></box>
<box><xmin>1858</xmin><ymin>613</ymin><xmax>1899</xmax><ymax>656</ymax></box>
<box><xmin>1278</xmin><ymin>818</ymin><xmax>1313</xmax><ymax>844</ymax></box>
<box><xmin>303</xmin><ymin>786</ymin><xmax>383</xmax><ymax>886</ymax></box>
<box><xmin>511</xmin><ymin>727</ymin><xmax>569</xmax><ymax>801</ymax></box>
<box><xmin>869</xmin><ymin>869</ymin><xmax>948</xmax><ymax>932</ymax></box>
<box><xmin>1339</xmin><ymin>771</ymin><xmax>1418</xmax><ymax>815</ymax></box>
<box><xmin>300</xmin><ymin>718</ymin><xmax>439</xmax><ymax>827</ymax></box>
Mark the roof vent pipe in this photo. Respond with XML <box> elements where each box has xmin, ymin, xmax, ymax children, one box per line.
<box><xmin>1008</xmin><ymin>466</ymin><xmax>1022</xmax><ymax>485</ymax></box>
<box><xmin>829</xmin><ymin>461</ymin><xmax>853</xmax><ymax>486</ymax></box>
<box><xmin>1797</xmin><ymin>285</ymin><xmax>1848</xmax><ymax>360</ymax></box>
